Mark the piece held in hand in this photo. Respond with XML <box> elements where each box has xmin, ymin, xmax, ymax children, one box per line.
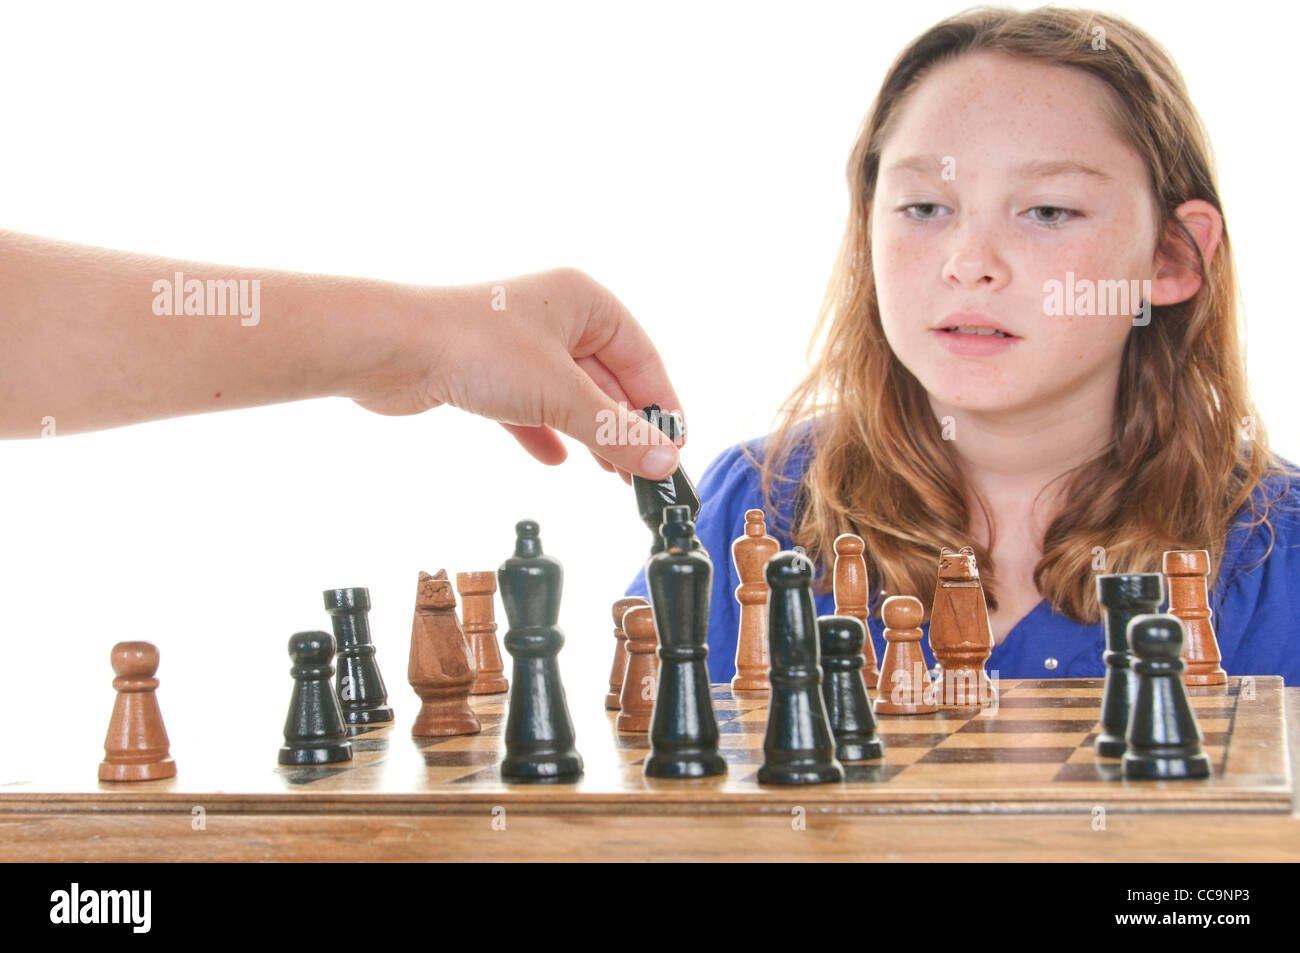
<box><xmin>645</xmin><ymin>506</ymin><xmax>727</xmax><ymax>779</ymax></box>
<box><xmin>631</xmin><ymin>404</ymin><xmax>700</xmax><ymax>556</ymax></box>
<box><xmin>498</xmin><ymin>520</ymin><xmax>583</xmax><ymax>782</ymax></box>
<box><xmin>818</xmin><ymin>615</ymin><xmax>885</xmax><ymax>762</ymax></box>
<box><xmin>1123</xmin><ymin>614</ymin><xmax>1212</xmax><ymax>780</ymax></box>
<box><xmin>1163</xmin><ymin>550</ymin><xmax>1227</xmax><ymax>686</ymax></box>
<box><xmin>928</xmin><ymin>547</ymin><xmax>996</xmax><ymax>706</ymax></box>
<box><xmin>608</xmin><ymin>596</ymin><xmax>648</xmax><ymax>710</ymax></box>
<box><xmin>279</xmin><ymin>631</ymin><xmax>353</xmax><ymax>766</ymax></box>
<box><xmin>732</xmin><ymin>508</ymin><xmax>778</xmax><ymax>692</ymax></box>
<box><xmin>833</xmin><ymin>533</ymin><xmax>881</xmax><ymax>689</ymax></box>
<box><xmin>457</xmin><ymin>572</ymin><xmax>509</xmax><ymax>695</ymax></box>
<box><xmin>324</xmin><ymin>587</ymin><xmax>394</xmax><ymax>727</ymax></box>
<box><xmin>874</xmin><ymin>596</ymin><xmax>938</xmax><ymax>715</ymax></box>
<box><xmin>758</xmin><ymin>551</ymin><xmax>844</xmax><ymax>785</ymax></box>
<box><xmin>99</xmin><ymin>641</ymin><xmax>177</xmax><ymax>782</ymax></box>
<box><xmin>1095</xmin><ymin>573</ymin><xmax>1163</xmax><ymax>757</ymax></box>
<box><xmin>408</xmin><ymin>570</ymin><xmax>481</xmax><ymax>737</ymax></box>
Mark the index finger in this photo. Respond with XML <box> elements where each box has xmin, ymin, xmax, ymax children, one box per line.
<box><xmin>575</xmin><ymin>283</ymin><xmax>686</xmax><ymax>441</ymax></box>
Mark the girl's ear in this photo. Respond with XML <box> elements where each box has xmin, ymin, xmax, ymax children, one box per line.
<box><xmin>1150</xmin><ymin>199</ymin><xmax>1224</xmax><ymax>309</ymax></box>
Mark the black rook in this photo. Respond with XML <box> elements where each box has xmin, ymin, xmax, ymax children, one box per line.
<box><xmin>1095</xmin><ymin>573</ymin><xmax>1163</xmax><ymax>757</ymax></box>
<box><xmin>323</xmin><ymin>587</ymin><xmax>394</xmax><ymax>728</ymax></box>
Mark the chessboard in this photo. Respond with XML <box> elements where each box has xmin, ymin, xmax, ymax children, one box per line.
<box><xmin>1</xmin><ymin>676</ymin><xmax>1289</xmax><ymax>817</ymax></box>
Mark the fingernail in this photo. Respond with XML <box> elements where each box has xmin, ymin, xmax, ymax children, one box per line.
<box><xmin>640</xmin><ymin>445</ymin><xmax>679</xmax><ymax>480</ymax></box>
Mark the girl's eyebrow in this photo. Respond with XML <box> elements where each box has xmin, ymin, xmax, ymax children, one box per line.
<box><xmin>884</xmin><ymin>155</ymin><xmax>1113</xmax><ymax>182</ymax></box>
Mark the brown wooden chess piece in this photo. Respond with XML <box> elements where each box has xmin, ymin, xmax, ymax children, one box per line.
<box><xmin>732</xmin><ymin>508</ymin><xmax>779</xmax><ymax>692</ymax></box>
<box><xmin>456</xmin><ymin>571</ymin><xmax>509</xmax><ymax>695</ymax></box>
<box><xmin>608</xmin><ymin>596</ymin><xmax>648</xmax><ymax>709</ymax></box>
<box><xmin>616</xmin><ymin>604</ymin><xmax>659</xmax><ymax>731</ymax></box>
<box><xmin>833</xmin><ymin>532</ymin><xmax>881</xmax><ymax>689</ymax></box>
<box><xmin>99</xmin><ymin>641</ymin><xmax>177</xmax><ymax>782</ymax></box>
<box><xmin>928</xmin><ymin>546</ymin><xmax>996</xmax><ymax>707</ymax></box>
<box><xmin>874</xmin><ymin>596</ymin><xmax>938</xmax><ymax>715</ymax></box>
<box><xmin>1163</xmin><ymin>550</ymin><xmax>1227</xmax><ymax>686</ymax></box>
<box><xmin>409</xmin><ymin>570</ymin><xmax>481</xmax><ymax>736</ymax></box>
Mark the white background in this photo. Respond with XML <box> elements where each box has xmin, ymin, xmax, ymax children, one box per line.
<box><xmin>1</xmin><ymin>1</ymin><xmax>1295</xmax><ymax>777</ymax></box>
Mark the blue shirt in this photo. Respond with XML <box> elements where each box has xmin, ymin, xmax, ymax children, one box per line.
<box><xmin>626</xmin><ymin>438</ymin><xmax>1300</xmax><ymax>685</ymax></box>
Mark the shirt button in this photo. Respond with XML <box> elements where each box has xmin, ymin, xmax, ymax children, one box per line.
<box><xmin>1044</xmin><ymin>657</ymin><xmax>1059</xmax><ymax>671</ymax></box>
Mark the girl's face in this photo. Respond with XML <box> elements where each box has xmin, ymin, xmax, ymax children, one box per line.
<box><xmin>871</xmin><ymin>52</ymin><xmax>1160</xmax><ymax>418</ymax></box>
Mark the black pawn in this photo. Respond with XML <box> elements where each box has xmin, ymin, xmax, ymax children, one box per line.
<box><xmin>818</xmin><ymin>615</ymin><xmax>884</xmax><ymax>762</ymax></box>
<box><xmin>497</xmin><ymin>520</ymin><xmax>583</xmax><ymax>782</ymax></box>
<box><xmin>1123</xmin><ymin>614</ymin><xmax>1212</xmax><ymax>780</ymax></box>
<box><xmin>758</xmin><ymin>552</ymin><xmax>844</xmax><ymax>785</ymax></box>
<box><xmin>279</xmin><ymin>631</ymin><xmax>353</xmax><ymax>765</ymax></box>
<box><xmin>632</xmin><ymin>405</ymin><xmax>700</xmax><ymax>556</ymax></box>
<box><xmin>324</xmin><ymin>587</ymin><xmax>394</xmax><ymax>728</ymax></box>
<box><xmin>1095</xmin><ymin>573</ymin><xmax>1163</xmax><ymax>757</ymax></box>
<box><xmin>645</xmin><ymin>506</ymin><xmax>726</xmax><ymax>779</ymax></box>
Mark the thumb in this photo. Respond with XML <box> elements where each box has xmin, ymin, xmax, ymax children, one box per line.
<box><xmin>551</xmin><ymin>366</ymin><xmax>680</xmax><ymax>480</ymax></box>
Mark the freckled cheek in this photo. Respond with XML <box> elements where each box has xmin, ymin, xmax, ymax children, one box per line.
<box><xmin>1033</xmin><ymin>315</ymin><xmax>1132</xmax><ymax>363</ymax></box>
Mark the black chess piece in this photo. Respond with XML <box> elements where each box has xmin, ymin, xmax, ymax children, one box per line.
<box><xmin>632</xmin><ymin>405</ymin><xmax>700</xmax><ymax>556</ymax></box>
<box><xmin>758</xmin><ymin>552</ymin><xmax>844</xmax><ymax>785</ymax></box>
<box><xmin>1123</xmin><ymin>614</ymin><xmax>1212</xmax><ymax>780</ymax></box>
<box><xmin>1095</xmin><ymin>573</ymin><xmax>1163</xmax><ymax>757</ymax></box>
<box><xmin>818</xmin><ymin>615</ymin><xmax>884</xmax><ymax>762</ymax></box>
<box><xmin>323</xmin><ymin>587</ymin><xmax>394</xmax><ymax>728</ymax></box>
<box><xmin>279</xmin><ymin>631</ymin><xmax>353</xmax><ymax>765</ymax></box>
<box><xmin>644</xmin><ymin>506</ymin><xmax>727</xmax><ymax>779</ymax></box>
<box><xmin>497</xmin><ymin>520</ymin><xmax>583</xmax><ymax>782</ymax></box>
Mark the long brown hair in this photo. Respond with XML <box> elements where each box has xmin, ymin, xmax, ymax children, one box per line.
<box><xmin>757</xmin><ymin>6</ymin><xmax>1284</xmax><ymax>622</ymax></box>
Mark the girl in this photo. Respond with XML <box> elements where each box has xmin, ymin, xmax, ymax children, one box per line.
<box><xmin>628</xmin><ymin>6</ymin><xmax>1300</xmax><ymax>684</ymax></box>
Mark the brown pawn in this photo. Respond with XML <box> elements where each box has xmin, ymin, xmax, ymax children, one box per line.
<box><xmin>874</xmin><ymin>596</ymin><xmax>937</xmax><ymax>715</ymax></box>
<box><xmin>1163</xmin><ymin>550</ymin><xmax>1227</xmax><ymax>686</ymax></box>
<box><xmin>833</xmin><ymin>533</ymin><xmax>881</xmax><ymax>689</ymax></box>
<box><xmin>456</xmin><ymin>571</ymin><xmax>509</xmax><ymax>695</ymax></box>
<box><xmin>928</xmin><ymin>546</ymin><xmax>996</xmax><ymax>707</ymax></box>
<box><xmin>608</xmin><ymin>596</ymin><xmax>648</xmax><ymax>709</ymax></box>
<box><xmin>732</xmin><ymin>509</ymin><xmax>779</xmax><ymax>692</ymax></box>
<box><xmin>616</xmin><ymin>604</ymin><xmax>659</xmax><ymax>731</ymax></box>
<box><xmin>409</xmin><ymin>569</ymin><xmax>481</xmax><ymax>736</ymax></box>
<box><xmin>99</xmin><ymin>642</ymin><xmax>177</xmax><ymax>782</ymax></box>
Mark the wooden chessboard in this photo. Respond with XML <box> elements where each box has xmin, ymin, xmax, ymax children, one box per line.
<box><xmin>1</xmin><ymin>677</ymin><xmax>1289</xmax><ymax>817</ymax></box>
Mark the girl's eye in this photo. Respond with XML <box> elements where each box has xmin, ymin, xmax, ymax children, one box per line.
<box><xmin>901</xmin><ymin>203</ymin><xmax>949</xmax><ymax>221</ymax></box>
<box><xmin>1026</xmin><ymin>206</ymin><xmax>1079</xmax><ymax>227</ymax></box>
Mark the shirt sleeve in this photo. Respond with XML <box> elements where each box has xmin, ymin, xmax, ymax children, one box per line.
<box><xmin>1212</xmin><ymin>467</ymin><xmax>1300</xmax><ymax>685</ymax></box>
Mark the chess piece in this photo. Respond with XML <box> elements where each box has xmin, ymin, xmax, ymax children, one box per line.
<box><xmin>645</xmin><ymin>506</ymin><xmax>727</xmax><ymax>779</ymax></box>
<box><xmin>323</xmin><ymin>587</ymin><xmax>394</xmax><ymax>727</ymax></box>
<box><xmin>456</xmin><ymin>572</ymin><xmax>509</xmax><ymax>694</ymax></box>
<box><xmin>1123</xmin><ymin>614</ymin><xmax>1212</xmax><ymax>780</ymax></box>
<box><xmin>833</xmin><ymin>533</ymin><xmax>880</xmax><ymax>689</ymax></box>
<box><xmin>874</xmin><ymin>596</ymin><xmax>938</xmax><ymax>715</ymax></box>
<box><xmin>279</xmin><ymin>631</ymin><xmax>353</xmax><ymax>765</ymax></box>
<box><xmin>818</xmin><ymin>615</ymin><xmax>885</xmax><ymax>761</ymax></box>
<box><xmin>928</xmin><ymin>546</ymin><xmax>996</xmax><ymax>706</ymax></box>
<box><xmin>607</xmin><ymin>596</ymin><xmax>647</xmax><ymax>709</ymax></box>
<box><xmin>99</xmin><ymin>641</ymin><xmax>177</xmax><ymax>782</ymax></box>
<box><xmin>632</xmin><ymin>404</ymin><xmax>700</xmax><ymax>556</ymax></box>
<box><xmin>1095</xmin><ymin>573</ymin><xmax>1163</xmax><ymax>757</ymax></box>
<box><xmin>498</xmin><ymin>521</ymin><xmax>583</xmax><ymax>781</ymax></box>
<box><xmin>757</xmin><ymin>551</ymin><xmax>844</xmax><ymax>785</ymax></box>
<box><xmin>617</xmin><ymin>605</ymin><xmax>659</xmax><ymax>731</ymax></box>
<box><xmin>408</xmin><ymin>570</ymin><xmax>480</xmax><ymax>737</ymax></box>
<box><xmin>1163</xmin><ymin>550</ymin><xmax>1227</xmax><ymax>686</ymax></box>
<box><xmin>732</xmin><ymin>508</ymin><xmax>778</xmax><ymax>692</ymax></box>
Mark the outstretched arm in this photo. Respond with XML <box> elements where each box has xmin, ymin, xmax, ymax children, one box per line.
<box><xmin>0</xmin><ymin>229</ymin><xmax>682</xmax><ymax>480</ymax></box>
